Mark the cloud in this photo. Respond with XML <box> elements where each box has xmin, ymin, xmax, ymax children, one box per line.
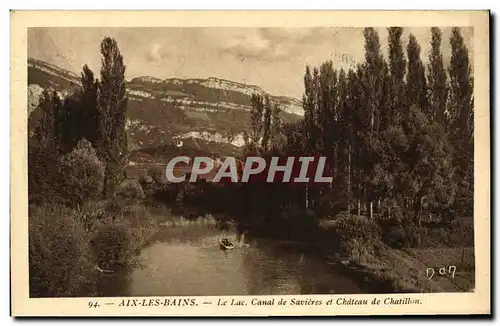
<box><xmin>260</xmin><ymin>27</ymin><xmax>322</xmax><ymax>44</ymax></box>
<box><xmin>219</xmin><ymin>27</ymin><xmax>339</xmax><ymax>63</ymax></box>
<box><xmin>221</xmin><ymin>29</ymin><xmax>298</xmax><ymax>62</ymax></box>
<box><xmin>145</xmin><ymin>43</ymin><xmax>167</xmax><ymax>62</ymax></box>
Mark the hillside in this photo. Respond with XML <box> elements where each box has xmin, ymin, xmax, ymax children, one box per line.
<box><xmin>27</xmin><ymin>57</ymin><xmax>303</xmax><ymax>158</ymax></box>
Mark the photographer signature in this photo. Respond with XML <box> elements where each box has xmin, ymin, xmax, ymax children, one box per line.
<box><xmin>426</xmin><ymin>266</ymin><xmax>456</xmax><ymax>280</ymax></box>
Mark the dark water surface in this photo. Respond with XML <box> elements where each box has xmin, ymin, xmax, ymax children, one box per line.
<box><xmin>97</xmin><ymin>225</ymin><xmax>364</xmax><ymax>296</ymax></box>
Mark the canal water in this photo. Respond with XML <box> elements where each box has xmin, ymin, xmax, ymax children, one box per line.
<box><xmin>96</xmin><ymin>225</ymin><xmax>364</xmax><ymax>296</ymax></box>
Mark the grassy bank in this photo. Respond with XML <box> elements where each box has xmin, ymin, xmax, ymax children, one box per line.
<box><xmin>332</xmin><ymin>246</ymin><xmax>474</xmax><ymax>293</ymax></box>
<box><xmin>317</xmin><ymin>215</ymin><xmax>475</xmax><ymax>293</ymax></box>
<box><xmin>147</xmin><ymin>204</ymin><xmax>219</xmax><ymax>229</ymax></box>
<box><xmin>136</xmin><ymin>175</ymin><xmax>476</xmax><ymax>294</ymax></box>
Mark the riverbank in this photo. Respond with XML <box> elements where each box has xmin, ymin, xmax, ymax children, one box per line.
<box><xmin>94</xmin><ymin>223</ymin><xmax>369</xmax><ymax>296</ymax></box>
<box><xmin>152</xmin><ymin>209</ymin><xmax>476</xmax><ymax>294</ymax></box>
<box><xmin>89</xmin><ymin>197</ymin><xmax>476</xmax><ymax>296</ymax></box>
<box><xmin>314</xmin><ymin>214</ymin><xmax>475</xmax><ymax>294</ymax></box>
<box><xmin>29</xmin><ymin>199</ymin><xmax>161</xmax><ymax>297</ymax></box>
<box><xmin>332</xmin><ymin>246</ymin><xmax>475</xmax><ymax>293</ymax></box>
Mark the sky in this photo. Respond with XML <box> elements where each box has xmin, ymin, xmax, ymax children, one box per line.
<box><xmin>28</xmin><ymin>27</ymin><xmax>473</xmax><ymax>99</ymax></box>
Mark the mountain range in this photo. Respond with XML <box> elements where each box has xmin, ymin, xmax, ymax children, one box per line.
<box><xmin>28</xmin><ymin>57</ymin><xmax>303</xmax><ymax>160</ymax></box>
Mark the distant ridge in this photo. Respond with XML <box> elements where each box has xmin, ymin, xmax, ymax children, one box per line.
<box><xmin>27</xmin><ymin>57</ymin><xmax>303</xmax><ymax>156</ymax></box>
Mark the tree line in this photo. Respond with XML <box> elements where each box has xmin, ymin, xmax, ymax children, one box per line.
<box><xmin>244</xmin><ymin>93</ymin><xmax>282</xmax><ymax>154</ymax></box>
<box><xmin>247</xmin><ymin>27</ymin><xmax>473</xmax><ymax>225</ymax></box>
<box><xmin>29</xmin><ymin>37</ymin><xmax>128</xmax><ymax>206</ymax></box>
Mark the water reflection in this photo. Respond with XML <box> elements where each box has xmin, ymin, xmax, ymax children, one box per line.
<box><xmin>97</xmin><ymin>226</ymin><xmax>362</xmax><ymax>296</ymax></box>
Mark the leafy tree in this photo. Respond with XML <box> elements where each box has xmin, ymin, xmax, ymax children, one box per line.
<box><xmin>56</xmin><ymin>65</ymin><xmax>100</xmax><ymax>155</ymax></box>
<box><xmin>270</xmin><ymin>102</ymin><xmax>282</xmax><ymax>150</ymax></box>
<box><xmin>261</xmin><ymin>96</ymin><xmax>272</xmax><ymax>151</ymax></box>
<box><xmin>376</xmin><ymin>125</ymin><xmax>408</xmax><ymax>219</ymax></box>
<box><xmin>346</xmin><ymin>67</ymin><xmax>366</xmax><ymax>216</ymax></box>
<box><xmin>29</xmin><ymin>90</ymin><xmax>61</xmax><ymax>152</ymax></box>
<box><xmin>248</xmin><ymin>94</ymin><xmax>283</xmax><ymax>153</ymax></box>
<box><xmin>361</xmin><ymin>27</ymin><xmax>385</xmax><ymax>138</ymax></box>
<box><xmin>358</xmin><ymin>28</ymin><xmax>387</xmax><ymax>218</ymax></box>
<box><xmin>303</xmin><ymin>66</ymin><xmax>321</xmax><ymax>153</ymax></box>
<box><xmin>185</xmin><ymin>26</ymin><xmax>473</xmax><ymax>246</ymax></box>
<box><xmin>335</xmin><ymin>68</ymin><xmax>349</xmax><ymax>183</ymax></box>
<box><xmin>318</xmin><ymin>60</ymin><xmax>337</xmax><ymax>160</ymax></box>
<box><xmin>403</xmin><ymin>106</ymin><xmax>456</xmax><ymax>225</ymax></box>
<box><xmin>96</xmin><ymin>37</ymin><xmax>129</xmax><ymax>196</ymax></box>
<box><xmin>427</xmin><ymin>27</ymin><xmax>448</xmax><ymax>124</ymax></box>
<box><xmin>387</xmin><ymin>27</ymin><xmax>406</xmax><ymax>125</ymax></box>
<box><xmin>379</xmin><ymin>61</ymin><xmax>392</xmax><ymax>132</ymax></box>
<box><xmin>448</xmin><ymin>27</ymin><xmax>474</xmax><ymax>145</ymax></box>
<box><xmin>28</xmin><ymin>90</ymin><xmax>63</xmax><ymax>203</ymax></box>
<box><xmin>406</xmin><ymin>34</ymin><xmax>429</xmax><ymax>116</ymax></box>
<box><xmin>80</xmin><ymin>64</ymin><xmax>100</xmax><ymax>145</ymax></box>
<box><xmin>58</xmin><ymin>138</ymin><xmax>105</xmax><ymax>209</ymax></box>
<box><xmin>59</xmin><ymin>91</ymin><xmax>83</xmax><ymax>153</ymax></box>
<box><xmin>281</xmin><ymin>120</ymin><xmax>306</xmax><ymax>155</ymax></box>
<box><xmin>448</xmin><ymin>27</ymin><xmax>474</xmax><ymax>216</ymax></box>
<box><xmin>249</xmin><ymin>94</ymin><xmax>264</xmax><ymax>146</ymax></box>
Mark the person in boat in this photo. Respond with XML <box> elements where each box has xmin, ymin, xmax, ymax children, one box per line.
<box><xmin>221</xmin><ymin>238</ymin><xmax>233</xmax><ymax>247</ymax></box>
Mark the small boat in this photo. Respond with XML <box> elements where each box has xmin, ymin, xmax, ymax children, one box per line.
<box><xmin>219</xmin><ymin>238</ymin><xmax>234</xmax><ymax>250</ymax></box>
<box><xmin>95</xmin><ymin>265</ymin><xmax>115</xmax><ymax>274</ymax></box>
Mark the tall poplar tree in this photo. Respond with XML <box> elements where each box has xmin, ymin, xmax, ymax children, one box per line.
<box><xmin>427</xmin><ymin>27</ymin><xmax>448</xmax><ymax>124</ymax></box>
<box><xmin>387</xmin><ymin>27</ymin><xmax>406</xmax><ymax>126</ymax></box>
<box><xmin>270</xmin><ymin>102</ymin><xmax>282</xmax><ymax>150</ymax></box>
<box><xmin>448</xmin><ymin>27</ymin><xmax>474</xmax><ymax>145</ymax></box>
<box><xmin>81</xmin><ymin>64</ymin><xmax>100</xmax><ymax>145</ymax></box>
<box><xmin>96</xmin><ymin>37</ymin><xmax>128</xmax><ymax>196</ymax></box>
<box><xmin>261</xmin><ymin>96</ymin><xmax>272</xmax><ymax>152</ymax></box>
<box><xmin>249</xmin><ymin>94</ymin><xmax>264</xmax><ymax>148</ymax></box>
<box><xmin>406</xmin><ymin>34</ymin><xmax>429</xmax><ymax>115</ymax></box>
<box><xmin>448</xmin><ymin>27</ymin><xmax>474</xmax><ymax>215</ymax></box>
<box><xmin>361</xmin><ymin>28</ymin><xmax>385</xmax><ymax>139</ymax></box>
<box><xmin>360</xmin><ymin>28</ymin><xmax>387</xmax><ymax>218</ymax></box>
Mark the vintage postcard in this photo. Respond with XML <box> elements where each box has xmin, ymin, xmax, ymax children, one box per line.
<box><xmin>11</xmin><ymin>10</ymin><xmax>490</xmax><ymax>316</ymax></box>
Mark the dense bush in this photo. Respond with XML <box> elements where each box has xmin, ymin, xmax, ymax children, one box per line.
<box><xmin>28</xmin><ymin>146</ymin><xmax>63</xmax><ymax>205</ymax></box>
<box><xmin>29</xmin><ymin>204</ymin><xmax>93</xmax><ymax>297</ymax></box>
<box><xmin>122</xmin><ymin>204</ymin><xmax>157</xmax><ymax>235</ymax></box>
<box><xmin>243</xmin><ymin>205</ymin><xmax>319</xmax><ymax>241</ymax></box>
<box><xmin>147</xmin><ymin>166</ymin><xmax>165</xmax><ymax>184</ymax></box>
<box><xmin>331</xmin><ymin>215</ymin><xmax>382</xmax><ymax>243</ymax></box>
<box><xmin>278</xmin><ymin>206</ymin><xmax>318</xmax><ymax>240</ymax></box>
<box><xmin>58</xmin><ymin>138</ymin><xmax>105</xmax><ymax>208</ymax></box>
<box><xmin>90</xmin><ymin>223</ymin><xmax>132</xmax><ymax>270</ymax></box>
<box><xmin>382</xmin><ymin>224</ymin><xmax>406</xmax><ymax>249</ymax></box>
<box><xmin>152</xmin><ymin>183</ymin><xmax>180</xmax><ymax>203</ymax></box>
<box><xmin>403</xmin><ymin>220</ymin><xmax>474</xmax><ymax>248</ymax></box>
<box><xmin>379</xmin><ymin>217</ymin><xmax>474</xmax><ymax>249</ymax></box>
<box><xmin>77</xmin><ymin>201</ymin><xmax>107</xmax><ymax>232</ymax></box>
<box><xmin>90</xmin><ymin>201</ymin><xmax>158</xmax><ymax>270</ymax></box>
<box><xmin>123</xmin><ymin>204</ymin><xmax>158</xmax><ymax>248</ymax></box>
<box><xmin>114</xmin><ymin>179</ymin><xmax>145</xmax><ymax>204</ymax></box>
<box><xmin>314</xmin><ymin>188</ymin><xmax>346</xmax><ymax>219</ymax></box>
<box><xmin>378</xmin><ymin>199</ymin><xmax>405</xmax><ymax>221</ymax></box>
<box><xmin>319</xmin><ymin>215</ymin><xmax>382</xmax><ymax>263</ymax></box>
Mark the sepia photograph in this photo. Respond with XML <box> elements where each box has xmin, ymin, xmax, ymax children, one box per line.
<box><xmin>11</xmin><ymin>10</ymin><xmax>490</xmax><ymax>316</ymax></box>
